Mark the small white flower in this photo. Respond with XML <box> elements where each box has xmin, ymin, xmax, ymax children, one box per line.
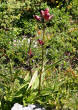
<box><xmin>13</xmin><ymin>40</ymin><xmax>17</xmax><ymax>42</ymax></box>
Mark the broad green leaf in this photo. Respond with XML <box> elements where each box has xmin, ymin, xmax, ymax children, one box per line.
<box><xmin>27</xmin><ymin>70</ymin><xmax>39</xmax><ymax>90</ymax></box>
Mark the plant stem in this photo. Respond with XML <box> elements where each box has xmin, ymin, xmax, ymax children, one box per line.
<box><xmin>39</xmin><ymin>24</ymin><xmax>45</xmax><ymax>94</ymax></box>
<box><xmin>29</xmin><ymin>38</ymin><xmax>32</xmax><ymax>78</ymax></box>
<box><xmin>1</xmin><ymin>96</ymin><xmax>5</xmax><ymax>110</ymax></box>
<box><xmin>9</xmin><ymin>59</ymin><xmax>13</xmax><ymax>81</ymax></box>
<box><xmin>29</xmin><ymin>57</ymin><xmax>32</xmax><ymax>78</ymax></box>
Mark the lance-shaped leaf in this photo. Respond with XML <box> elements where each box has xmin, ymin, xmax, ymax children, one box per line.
<box><xmin>27</xmin><ymin>69</ymin><xmax>39</xmax><ymax>90</ymax></box>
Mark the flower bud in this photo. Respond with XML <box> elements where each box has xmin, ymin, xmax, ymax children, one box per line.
<box><xmin>49</xmin><ymin>15</ymin><xmax>53</xmax><ymax>20</ymax></box>
<box><xmin>40</xmin><ymin>10</ymin><xmax>45</xmax><ymax>17</ymax></box>
<box><xmin>38</xmin><ymin>39</ymin><xmax>44</xmax><ymax>45</ymax></box>
<box><xmin>33</xmin><ymin>15</ymin><xmax>41</xmax><ymax>21</ymax></box>
<box><xmin>45</xmin><ymin>8</ymin><xmax>49</xmax><ymax>13</ymax></box>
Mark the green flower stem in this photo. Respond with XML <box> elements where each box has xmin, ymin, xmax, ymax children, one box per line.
<box><xmin>29</xmin><ymin>38</ymin><xmax>32</xmax><ymax>78</ymax></box>
<box><xmin>42</xmin><ymin>25</ymin><xmax>45</xmax><ymax>68</ymax></box>
<box><xmin>39</xmin><ymin>23</ymin><xmax>45</xmax><ymax>94</ymax></box>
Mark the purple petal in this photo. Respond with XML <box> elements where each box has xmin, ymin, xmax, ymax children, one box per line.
<box><xmin>49</xmin><ymin>15</ymin><xmax>53</xmax><ymax>20</ymax></box>
<box><xmin>40</xmin><ymin>10</ymin><xmax>45</xmax><ymax>17</ymax></box>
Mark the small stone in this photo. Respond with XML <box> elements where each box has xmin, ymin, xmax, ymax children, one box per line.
<box><xmin>23</xmin><ymin>107</ymin><xmax>32</xmax><ymax>110</ymax></box>
<box><xmin>11</xmin><ymin>103</ymin><xmax>46</xmax><ymax>110</ymax></box>
<box><xmin>11</xmin><ymin>103</ymin><xmax>23</xmax><ymax>110</ymax></box>
<box><xmin>28</xmin><ymin>104</ymin><xmax>36</xmax><ymax>109</ymax></box>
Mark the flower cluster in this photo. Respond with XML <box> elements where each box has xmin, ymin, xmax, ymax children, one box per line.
<box><xmin>33</xmin><ymin>8</ymin><xmax>53</xmax><ymax>21</ymax></box>
<box><xmin>38</xmin><ymin>39</ymin><xmax>44</xmax><ymax>45</ymax></box>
